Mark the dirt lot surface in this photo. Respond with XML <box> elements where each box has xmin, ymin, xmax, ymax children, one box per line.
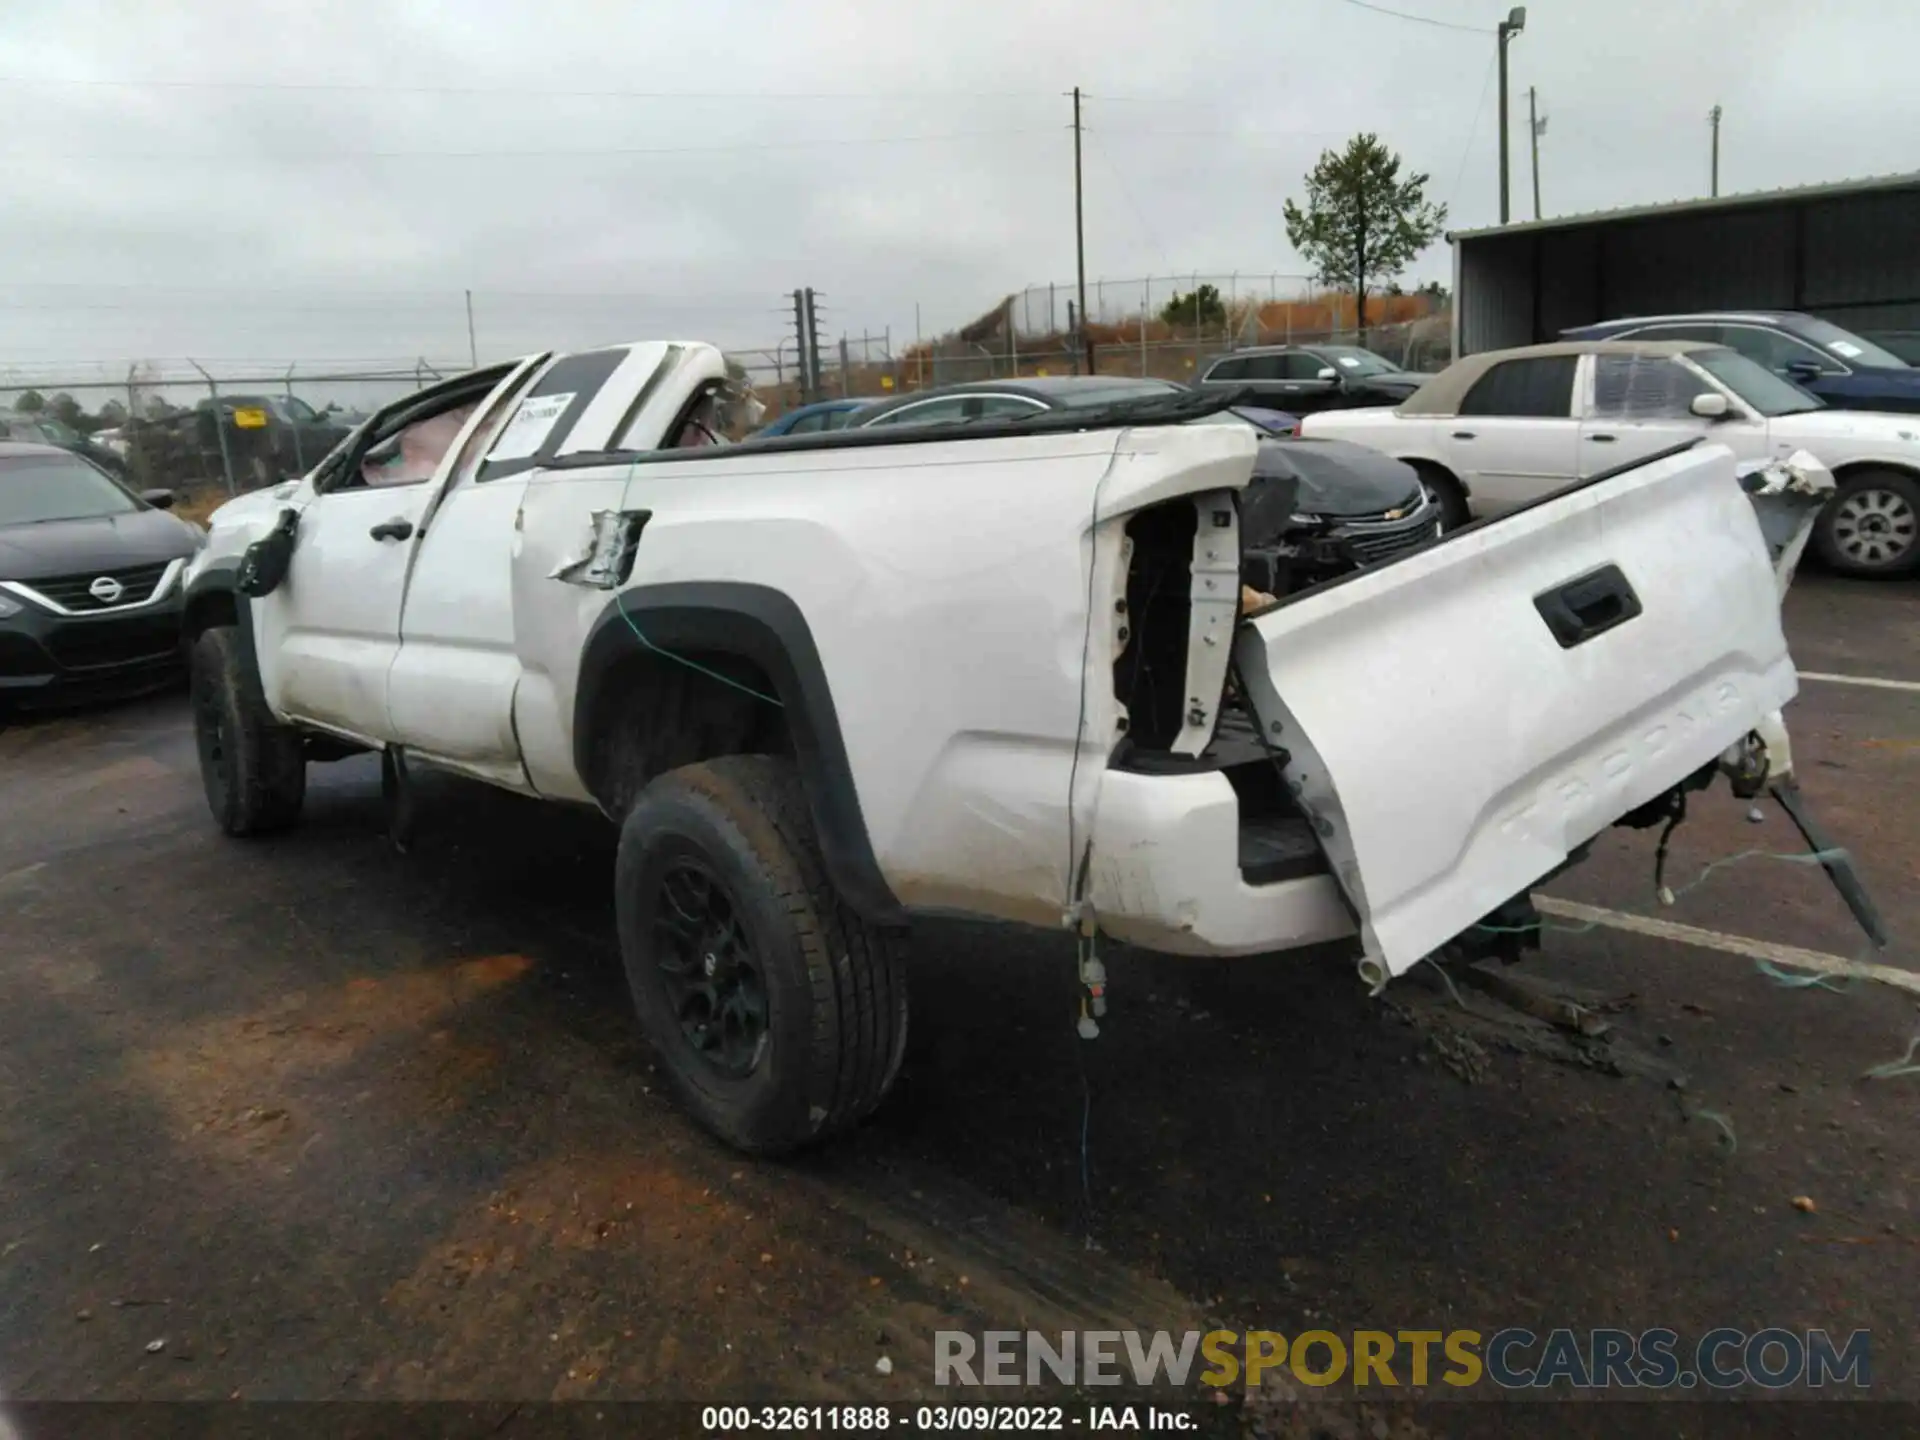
<box><xmin>2</xmin><ymin>571</ymin><xmax>1916</xmax><ymax>1424</ymax></box>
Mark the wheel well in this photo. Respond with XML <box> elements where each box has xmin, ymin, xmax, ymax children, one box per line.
<box><xmin>1404</xmin><ymin>457</ymin><xmax>1467</xmax><ymax>496</ymax></box>
<box><xmin>580</xmin><ymin>648</ymin><xmax>793</xmax><ymax>820</ymax></box>
<box><xmin>1829</xmin><ymin>460</ymin><xmax>1920</xmax><ymax>487</ymax></box>
<box><xmin>182</xmin><ymin>586</ymin><xmax>237</xmax><ymax>642</ymax></box>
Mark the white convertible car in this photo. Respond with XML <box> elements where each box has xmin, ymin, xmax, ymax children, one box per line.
<box><xmin>1300</xmin><ymin>339</ymin><xmax>1920</xmax><ymax>578</ymax></box>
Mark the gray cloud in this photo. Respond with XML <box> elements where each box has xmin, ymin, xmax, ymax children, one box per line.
<box><xmin>1</xmin><ymin>0</ymin><xmax>1914</xmax><ymax>395</ymax></box>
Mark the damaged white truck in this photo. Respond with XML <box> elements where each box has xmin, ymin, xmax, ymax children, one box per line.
<box><xmin>181</xmin><ymin>339</ymin><xmax>1863</xmax><ymax>1154</ymax></box>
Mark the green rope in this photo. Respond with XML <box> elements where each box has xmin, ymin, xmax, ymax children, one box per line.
<box><xmin>1470</xmin><ymin>845</ymin><xmax>1855</xmax><ymax>938</ymax></box>
<box><xmin>615</xmin><ymin>589</ymin><xmax>784</xmax><ymax>708</ymax></box>
<box><xmin>1864</xmin><ymin>1034</ymin><xmax>1920</xmax><ymax>1082</ymax></box>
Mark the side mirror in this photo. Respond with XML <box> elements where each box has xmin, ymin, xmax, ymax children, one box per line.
<box><xmin>140</xmin><ymin>487</ymin><xmax>176</xmax><ymax>509</ymax></box>
<box><xmin>1689</xmin><ymin>392</ymin><xmax>1731</xmax><ymax>420</ymax></box>
<box><xmin>1783</xmin><ymin>359</ymin><xmax>1823</xmax><ymax>382</ymax></box>
<box><xmin>1316</xmin><ymin>367</ymin><xmax>1339</xmax><ymax>382</ymax></box>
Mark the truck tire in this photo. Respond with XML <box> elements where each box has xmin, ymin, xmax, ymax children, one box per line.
<box><xmin>189</xmin><ymin>625</ymin><xmax>306</xmax><ymax>835</ymax></box>
<box><xmin>1813</xmin><ymin>468</ymin><xmax>1920</xmax><ymax>578</ymax></box>
<box><xmin>614</xmin><ymin>754</ymin><xmax>909</xmax><ymax>1155</ymax></box>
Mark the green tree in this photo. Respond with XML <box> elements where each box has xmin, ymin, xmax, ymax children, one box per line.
<box><xmin>1160</xmin><ymin>284</ymin><xmax>1225</xmax><ymax>328</ymax></box>
<box><xmin>14</xmin><ymin>389</ymin><xmax>45</xmax><ymax>414</ymax></box>
<box><xmin>1282</xmin><ymin>134</ymin><xmax>1447</xmax><ymax>334</ymax></box>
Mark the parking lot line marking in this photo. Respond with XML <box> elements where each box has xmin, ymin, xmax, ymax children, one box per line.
<box><xmin>1798</xmin><ymin>670</ymin><xmax>1920</xmax><ymax>694</ymax></box>
<box><xmin>1536</xmin><ymin>896</ymin><xmax>1920</xmax><ymax>997</ymax></box>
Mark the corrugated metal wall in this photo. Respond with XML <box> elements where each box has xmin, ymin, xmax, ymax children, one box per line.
<box><xmin>1457</xmin><ymin>183</ymin><xmax>1920</xmax><ymax>353</ymax></box>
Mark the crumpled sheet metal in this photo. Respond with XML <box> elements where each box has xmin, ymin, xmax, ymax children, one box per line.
<box><xmin>1738</xmin><ymin>449</ymin><xmax>1833</xmax><ymax>601</ymax></box>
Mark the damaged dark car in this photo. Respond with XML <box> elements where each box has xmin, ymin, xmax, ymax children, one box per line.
<box><xmin>1237</xmin><ymin>435</ymin><xmax>1440</xmax><ymax>596</ymax></box>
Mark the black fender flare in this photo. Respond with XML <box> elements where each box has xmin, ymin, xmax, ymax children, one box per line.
<box><xmin>182</xmin><ymin>558</ymin><xmax>248</xmax><ymax>644</ymax></box>
<box><xmin>181</xmin><ymin>560</ymin><xmax>268</xmax><ymax>698</ymax></box>
<box><xmin>574</xmin><ymin>582</ymin><xmax>903</xmax><ymax>923</ymax></box>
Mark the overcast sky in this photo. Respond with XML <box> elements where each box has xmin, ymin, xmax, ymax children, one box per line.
<box><xmin>2</xmin><ymin>0</ymin><xmax>1915</xmax><ymax>399</ymax></box>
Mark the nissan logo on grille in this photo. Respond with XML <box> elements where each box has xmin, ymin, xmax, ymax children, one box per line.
<box><xmin>88</xmin><ymin>576</ymin><xmax>125</xmax><ymax>604</ymax></box>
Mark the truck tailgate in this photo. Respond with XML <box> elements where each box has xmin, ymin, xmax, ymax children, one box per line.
<box><xmin>1231</xmin><ymin>442</ymin><xmax>1798</xmax><ymax>979</ymax></box>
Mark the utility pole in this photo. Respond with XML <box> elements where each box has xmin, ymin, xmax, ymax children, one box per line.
<box><xmin>1072</xmin><ymin>85</ymin><xmax>1090</xmax><ymax>375</ymax></box>
<box><xmin>790</xmin><ymin>290</ymin><xmax>808</xmax><ymax>401</ymax></box>
<box><xmin>464</xmin><ymin>289</ymin><xmax>477</xmax><ymax>368</ymax></box>
<box><xmin>1528</xmin><ymin>87</ymin><xmax>1545</xmax><ymax>221</ymax></box>
<box><xmin>1497</xmin><ymin>7</ymin><xmax>1527</xmax><ymax>224</ymax></box>
<box><xmin>791</xmin><ymin>288</ymin><xmax>823</xmax><ymax>402</ymax></box>
<box><xmin>805</xmin><ymin>288</ymin><xmax>822</xmax><ymax>401</ymax></box>
<box><xmin>1709</xmin><ymin>104</ymin><xmax>1722</xmax><ymax>197</ymax></box>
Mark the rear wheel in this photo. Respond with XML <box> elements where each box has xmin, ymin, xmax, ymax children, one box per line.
<box><xmin>614</xmin><ymin>755</ymin><xmax>908</xmax><ymax>1155</ymax></box>
<box><xmin>1815</xmin><ymin>469</ymin><xmax>1920</xmax><ymax>578</ymax></box>
<box><xmin>190</xmin><ymin>625</ymin><xmax>306</xmax><ymax>834</ymax></box>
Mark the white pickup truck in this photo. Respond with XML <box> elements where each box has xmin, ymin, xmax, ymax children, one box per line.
<box><xmin>1299</xmin><ymin>338</ymin><xmax>1920</xmax><ymax>578</ymax></box>
<box><xmin>182</xmin><ymin>339</ymin><xmax>1828</xmax><ymax>1153</ymax></box>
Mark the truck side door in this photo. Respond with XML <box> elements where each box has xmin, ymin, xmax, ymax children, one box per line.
<box><xmin>252</xmin><ymin>363</ymin><xmax>527</xmax><ymax>744</ymax></box>
<box><xmin>1441</xmin><ymin>354</ymin><xmax>1581</xmax><ymax>517</ymax></box>
<box><xmin>381</xmin><ymin>353</ymin><xmax>556</xmax><ymax>786</ymax></box>
<box><xmin>389</xmin><ymin>343</ymin><xmax>688</xmax><ymax>789</ymax></box>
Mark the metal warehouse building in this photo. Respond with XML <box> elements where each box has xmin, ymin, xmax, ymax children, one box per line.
<box><xmin>1451</xmin><ymin>170</ymin><xmax>1920</xmax><ymax>356</ymax></box>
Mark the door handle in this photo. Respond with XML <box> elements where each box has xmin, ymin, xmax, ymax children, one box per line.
<box><xmin>1586</xmin><ymin>433</ymin><xmax>1617</xmax><ymax>443</ymax></box>
<box><xmin>1533</xmin><ymin>564</ymin><xmax>1643</xmax><ymax>649</ymax></box>
<box><xmin>369</xmin><ymin>519</ymin><xmax>414</xmax><ymax>542</ymax></box>
<box><xmin>1451</xmin><ymin>430</ymin><xmax>1476</xmax><ymax>440</ymax></box>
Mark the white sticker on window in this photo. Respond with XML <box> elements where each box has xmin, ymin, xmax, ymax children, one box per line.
<box><xmin>486</xmin><ymin>391</ymin><xmax>575</xmax><ymax>463</ymax></box>
<box><xmin>1828</xmin><ymin>340</ymin><xmax>1864</xmax><ymax>359</ymax></box>
<box><xmin>1337</xmin><ymin>356</ymin><xmax>1361</xmax><ymax>368</ymax></box>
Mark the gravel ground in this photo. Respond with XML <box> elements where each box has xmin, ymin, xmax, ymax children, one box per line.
<box><xmin>1</xmin><ymin>570</ymin><xmax>1915</xmax><ymax>1422</ymax></box>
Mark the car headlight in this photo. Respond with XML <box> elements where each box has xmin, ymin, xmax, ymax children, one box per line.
<box><xmin>0</xmin><ymin>591</ymin><xmax>22</xmax><ymax>619</ymax></box>
<box><xmin>1288</xmin><ymin>512</ymin><xmax>1325</xmax><ymax>526</ymax></box>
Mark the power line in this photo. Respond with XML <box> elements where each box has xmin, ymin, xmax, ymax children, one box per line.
<box><xmin>1338</xmin><ymin>0</ymin><xmax>1490</xmax><ymax>34</ymax></box>
<box><xmin>1087</xmin><ymin>130</ymin><xmax>1169</xmax><ymax>272</ymax></box>
<box><xmin>0</xmin><ymin>128</ymin><xmax>1050</xmax><ymax>162</ymax></box>
<box><xmin>1447</xmin><ymin>50</ymin><xmax>1500</xmax><ymax>208</ymax></box>
<box><xmin>0</xmin><ymin>73</ymin><xmax>1051</xmax><ymax>100</ymax></box>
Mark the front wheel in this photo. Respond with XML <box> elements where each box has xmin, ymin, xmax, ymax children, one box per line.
<box><xmin>614</xmin><ymin>755</ymin><xmax>908</xmax><ymax>1155</ymax></box>
<box><xmin>190</xmin><ymin>625</ymin><xmax>306</xmax><ymax>835</ymax></box>
<box><xmin>1411</xmin><ymin>463</ymin><xmax>1471</xmax><ymax>531</ymax></box>
<box><xmin>1814</xmin><ymin>469</ymin><xmax>1920</xmax><ymax>578</ymax></box>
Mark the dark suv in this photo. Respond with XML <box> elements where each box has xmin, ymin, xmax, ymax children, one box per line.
<box><xmin>1192</xmin><ymin>344</ymin><xmax>1426</xmax><ymax>417</ymax></box>
<box><xmin>136</xmin><ymin>395</ymin><xmax>353</xmax><ymax>488</ymax></box>
<box><xmin>1563</xmin><ymin>312</ymin><xmax>1920</xmax><ymax>414</ymax></box>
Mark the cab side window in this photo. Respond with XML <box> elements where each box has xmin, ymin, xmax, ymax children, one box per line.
<box><xmin>1591</xmin><ymin>355</ymin><xmax>1706</xmax><ymax>420</ymax></box>
<box><xmin>866</xmin><ymin>397</ymin><xmax>971</xmax><ymax>427</ymax></box>
<box><xmin>1458</xmin><ymin>356</ymin><xmax>1578</xmax><ymax>417</ymax></box>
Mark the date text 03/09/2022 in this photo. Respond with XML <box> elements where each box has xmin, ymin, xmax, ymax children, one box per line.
<box><xmin>701</xmin><ymin>1406</ymin><xmax>1197</xmax><ymax>1432</ymax></box>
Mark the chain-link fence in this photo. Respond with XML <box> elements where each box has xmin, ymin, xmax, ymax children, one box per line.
<box><xmin>0</xmin><ymin>360</ymin><xmax>472</xmax><ymax>509</ymax></box>
<box><xmin>0</xmin><ymin>276</ymin><xmax>1453</xmax><ymax>472</ymax></box>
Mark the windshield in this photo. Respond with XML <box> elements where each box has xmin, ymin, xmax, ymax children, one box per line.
<box><xmin>282</xmin><ymin>396</ymin><xmax>320</xmax><ymax>422</ymax></box>
<box><xmin>1052</xmin><ymin>379</ymin><xmax>1185</xmax><ymax>409</ymax></box>
<box><xmin>1792</xmin><ymin>316</ymin><xmax>1907</xmax><ymax>369</ymax></box>
<box><xmin>1314</xmin><ymin>346</ymin><xmax>1401</xmax><ymax>377</ymax></box>
<box><xmin>0</xmin><ymin>452</ymin><xmax>141</xmax><ymax>525</ymax></box>
<box><xmin>1687</xmin><ymin>347</ymin><xmax>1824</xmax><ymax>416</ymax></box>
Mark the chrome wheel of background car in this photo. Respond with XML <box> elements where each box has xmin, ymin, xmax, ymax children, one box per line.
<box><xmin>1830</xmin><ymin>486</ymin><xmax>1917</xmax><ymax>569</ymax></box>
<box><xmin>652</xmin><ymin>858</ymin><xmax>769</xmax><ymax>1079</ymax></box>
